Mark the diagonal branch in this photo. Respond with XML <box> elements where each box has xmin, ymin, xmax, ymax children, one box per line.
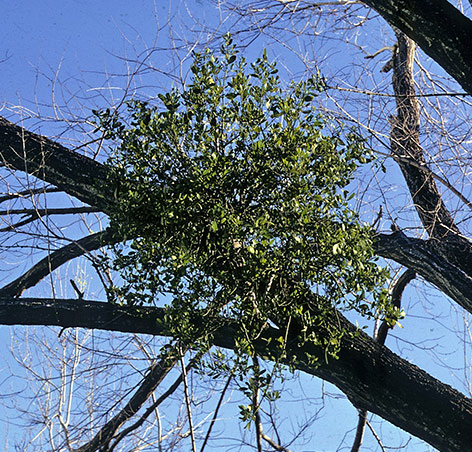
<box><xmin>0</xmin><ymin>187</ymin><xmax>62</xmax><ymax>203</ymax></box>
<box><xmin>387</xmin><ymin>31</ymin><xmax>472</xmax><ymax>279</ymax></box>
<box><xmin>74</xmin><ymin>350</ymin><xmax>178</xmax><ymax>452</ymax></box>
<box><xmin>0</xmin><ymin>297</ymin><xmax>471</xmax><ymax>451</ymax></box>
<box><xmin>0</xmin><ymin>116</ymin><xmax>112</xmax><ymax>210</ymax></box>
<box><xmin>0</xmin><ymin>229</ymin><xmax>120</xmax><ymax>297</ymax></box>
<box><xmin>389</xmin><ymin>32</ymin><xmax>464</xmax><ymax>241</ymax></box>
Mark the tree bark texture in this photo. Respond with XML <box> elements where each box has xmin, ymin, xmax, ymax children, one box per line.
<box><xmin>0</xmin><ymin>117</ymin><xmax>112</xmax><ymax>211</ymax></box>
<box><xmin>1</xmin><ymin>297</ymin><xmax>471</xmax><ymax>452</ymax></box>
<box><xmin>388</xmin><ymin>31</ymin><xmax>472</xmax><ymax>280</ymax></box>
<box><xmin>2</xmin><ymin>114</ymin><xmax>472</xmax><ymax>449</ymax></box>
<box><xmin>363</xmin><ymin>0</ymin><xmax>472</xmax><ymax>95</ymax></box>
<box><xmin>1</xmin><ymin>7</ymin><xmax>472</xmax><ymax>446</ymax></box>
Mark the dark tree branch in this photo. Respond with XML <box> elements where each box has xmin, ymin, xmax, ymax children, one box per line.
<box><xmin>0</xmin><ymin>297</ymin><xmax>471</xmax><ymax>452</ymax></box>
<box><xmin>390</xmin><ymin>32</ymin><xmax>462</xmax><ymax>241</ymax></box>
<box><xmin>362</xmin><ymin>0</ymin><xmax>472</xmax><ymax>95</ymax></box>
<box><xmin>0</xmin><ymin>116</ymin><xmax>112</xmax><ymax>211</ymax></box>
<box><xmin>200</xmin><ymin>373</ymin><xmax>234</xmax><ymax>452</ymax></box>
<box><xmin>0</xmin><ymin>229</ymin><xmax>120</xmax><ymax>297</ymax></box>
<box><xmin>387</xmin><ymin>31</ymin><xmax>472</xmax><ymax>281</ymax></box>
<box><xmin>0</xmin><ymin>186</ymin><xmax>61</xmax><ymax>203</ymax></box>
<box><xmin>74</xmin><ymin>351</ymin><xmax>178</xmax><ymax>452</ymax></box>
<box><xmin>375</xmin><ymin>232</ymin><xmax>472</xmax><ymax>315</ymax></box>
<box><xmin>0</xmin><ymin>207</ymin><xmax>102</xmax><ymax>232</ymax></box>
<box><xmin>0</xmin><ymin>215</ymin><xmax>37</xmax><ymax>232</ymax></box>
<box><xmin>376</xmin><ymin>268</ymin><xmax>416</xmax><ymax>345</ymax></box>
<box><xmin>0</xmin><ymin>207</ymin><xmax>100</xmax><ymax>216</ymax></box>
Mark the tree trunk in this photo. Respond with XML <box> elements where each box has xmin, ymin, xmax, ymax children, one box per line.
<box><xmin>362</xmin><ymin>0</ymin><xmax>472</xmax><ymax>95</ymax></box>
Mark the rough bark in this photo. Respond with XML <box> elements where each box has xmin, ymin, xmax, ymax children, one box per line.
<box><xmin>388</xmin><ymin>31</ymin><xmax>472</xmax><ymax>280</ymax></box>
<box><xmin>0</xmin><ymin>117</ymin><xmax>112</xmax><ymax>210</ymax></box>
<box><xmin>375</xmin><ymin>231</ymin><xmax>472</xmax><ymax>313</ymax></box>
<box><xmin>1</xmin><ymin>297</ymin><xmax>471</xmax><ymax>452</ymax></box>
<box><xmin>390</xmin><ymin>33</ymin><xmax>461</xmax><ymax>240</ymax></box>
<box><xmin>362</xmin><ymin>0</ymin><xmax>472</xmax><ymax>95</ymax></box>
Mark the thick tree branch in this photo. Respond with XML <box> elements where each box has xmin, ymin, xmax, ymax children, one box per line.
<box><xmin>388</xmin><ymin>32</ymin><xmax>472</xmax><ymax>280</ymax></box>
<box><xmin>390</xmin><ymin>33</ymin><xmax>461</xmax><ymax>240</ymax></box>
<box><xmin>375</xmin><ymin>232</ymin><xmax>472</xmax><ymax>314</ymax></box>
<box><xmin>0</xmin><ymin>297</ymin><xmax>471</xmax><ymax>452</ymax></box>
<box><xmin>362</xmin><ymin>0</ymin><xmax>472</xmax><ymax>95</ymax></box>
<box><xmin>0</xmin><ymin>116</ymin><xmax>112</xmax><ymax>211</ymax></box>
<box><xmin>0</xmin><ymin>229</ymin><xmax>120</xmax><ymax>297</ymax></box>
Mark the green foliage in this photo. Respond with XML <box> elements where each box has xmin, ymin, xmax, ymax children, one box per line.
<box><xmin>96</xmin><ymin>35</ymin><xmax>392</xmax><ymax>364</ymax></box>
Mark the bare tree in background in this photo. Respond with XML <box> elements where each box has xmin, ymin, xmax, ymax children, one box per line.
<box><xmin>2</xmin><ymin>1</ymin><xmax>472</xmax><ymax>451</ymax></box>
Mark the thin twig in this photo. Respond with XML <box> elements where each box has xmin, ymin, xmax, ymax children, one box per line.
<box><xmin>252</xmin><ymin>356</ymin><xmax>263</xmax><ymax>452</ymax></box>
<box><xmin>365</xmin><ymin>420</ymin><xmax>387</xmax><ymax>452</ymax></box>
<box><xmin>180</xmin><ymin>347</ymin><xmax>197</xmax><ymax>452</ymax></box>
<box><xmin>200</xmin><ymin>372</ymin><xmax>234</xmax><ymax>452</ymax></box>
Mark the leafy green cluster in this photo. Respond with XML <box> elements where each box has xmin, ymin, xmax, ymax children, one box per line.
<box><xmin>97</xmin><ymin>35</ymin><xmax>391</xmax><ymax>359</ymax></box>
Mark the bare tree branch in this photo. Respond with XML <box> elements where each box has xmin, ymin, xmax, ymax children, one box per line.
<box><xmin>376</xmin><ymin>268</ymin><xmax>416</xmax><ymax>345</ymax></box>
<box><xmin>362</xmin><ymin>0</ymin><xmax>472</xmax><ymax>94</ymax></box>
<box><xmin>0</xmin><ymin>207</ymin><xmax>100</xmax><ymax>216</ymax></box>
<box><xmin>179</xmin><ymin>347</ymin><xmax>197</xmax><ymax>452</ymax></box>
<box><xmin>0</xmin><ymin>116</ymin><xmax>112</xmax><ymax>210</ymax></box>
<box><xmin>0</xmin><ymin>186</ymin><xmax>61</xmax><ymax>203</ymax></box>
<box><xmin>350</xmin><ymin>408</ymin><xmax>367</xmax><ymax>452</ymax></box>
<box><xmin>0</xmin><ymin>229</ymin><xmax>120</xmax><ymax>297</ymax></box>
<box><xmin>199</xmin><ymin>373</ymin><xmax>234</xmax><ymax>452</ymax></box>
<box><xmin>0</xmin><ymin>296</ymin><xmax>471</xmax><ymax>451</ymax></box>
<box><xmin>389</xmin><ymin>32</ymin><xmax>464</xmax><ymax>241</ymax></box>
<box><xmin>375</xmin><ymin>232</ymin><xmax>472</xmax><ymax>314</ymax></box>
<box><xmin>74</xmin><ymin>350</ymin><xmax>178</xmax><ymax>452</ymax></box>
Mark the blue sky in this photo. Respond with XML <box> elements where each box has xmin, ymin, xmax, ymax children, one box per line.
<box><xmin>0</xmin><ymin>2</ymin><xmax>465</xmax><ymax>451</ymax></box>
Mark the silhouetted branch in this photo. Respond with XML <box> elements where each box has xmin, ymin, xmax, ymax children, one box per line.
<box><xmin>0</xmin><ymin>297</ymin><xmax>471</xmax><ymax>451</ymax></box>
<box><xmin>0</xmin><ymin>229</ymin><xmax>119</xmax><ymax>297</ymax></box>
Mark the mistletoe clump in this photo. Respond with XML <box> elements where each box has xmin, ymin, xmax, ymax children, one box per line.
<box><xmin>96</xmin><ymin>35</ymin><xmax>393</xmax><ymax>362</ymax></box>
